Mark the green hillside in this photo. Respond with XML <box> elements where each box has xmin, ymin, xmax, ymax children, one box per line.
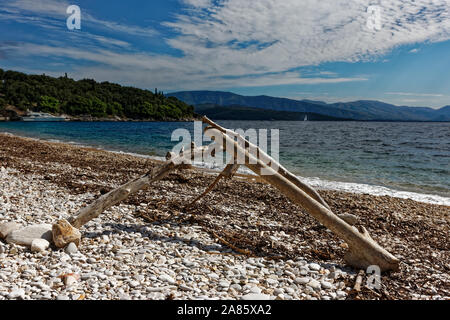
<box><xmin>0</xmin><ymin>69</ymin><xmax>194</xmax><ymax>121</ymax></box>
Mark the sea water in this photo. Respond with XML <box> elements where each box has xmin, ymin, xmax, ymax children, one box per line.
<box><xmin>1</xmin><ymin>120</ymin><xmax>448</xmax><ymax>205</ymax></box>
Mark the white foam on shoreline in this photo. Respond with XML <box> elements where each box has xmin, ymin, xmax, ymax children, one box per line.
<box><xmin>185</xmin><ymin>159</ymin><xmax>450</xmax><ymax>206</ymax></box>
<box><xmin>302</xmin><ymin>176</ymin><xmax>450</xmax><ymax>206</ymax></box>
<box><xmin>2</xmin><ymin>131</ymin><xmax>449</xmax><ymax>206</ymax></box>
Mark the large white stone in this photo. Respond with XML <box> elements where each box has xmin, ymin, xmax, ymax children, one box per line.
<box><xmin>0</xmin><ymin>222</ymin><xmax>20</xmax><ymax>239</ymax></box>
<box><xmin>6</xmin><ymin>224</ymin><xmax>53</xmax><ymax>246</ymax></box>
<box><xmin>31</xmin><ymin>239</ymin><xmax>50</xmax><ymax>252</ymax></box>
<box><xmin>8</xmin><ymin>288</ymin><xmax>25</xmax><ymax>299</ymax></box>
<box><xmin>241</xmin><ymin>293</ymin><xmax>271</xmax><ymax>300</ymax></box>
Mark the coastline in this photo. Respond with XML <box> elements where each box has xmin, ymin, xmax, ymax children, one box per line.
<box><xmin>0</xmin><ymin>133</ymin><xmax>449</xmax><ymax>300</ymax></box>
<box><xmin>1</xmin><ymin>129</ymin><xmax>448</xmax><ymax>206</ymax></box>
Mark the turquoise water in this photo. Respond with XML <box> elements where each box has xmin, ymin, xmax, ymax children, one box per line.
<box><xmin>0</xmin><ymin>121</ymin><xmax>449</xmax><ymax>202</ymax></box>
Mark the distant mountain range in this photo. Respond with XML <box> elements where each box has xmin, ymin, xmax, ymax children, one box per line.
<box><xmin>168</xmin><ymin>91</ymin><xmax>450</xmax><ymax>121</ymax></box>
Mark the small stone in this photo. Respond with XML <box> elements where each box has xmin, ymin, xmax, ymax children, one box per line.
<box><xmin>249</xmin><ymin>286</ymin><xmax>262</xmax><ymax>294</ymax></box>
<box><xmin>295</xmin><ymin>277</ymin><xmax>310</xmax><ymax>285</ymax></box>
<box><xmin>129</xmin><ymin>280</ymin><xmax>140</xmax><ymax>288</ymax></box>
<box><xmin>179</xmin><ymin>285</ymin><xmax>193</xmax><ymax>291</ymax></box>
<box><xmin>230</xmin><ymin>284</ymin><xmax>242</xmax><ymax>291</ymax></box>
<box><xmin>56</xmin><ymin>295</ymin><xmax>70</xmax><ymax>300</ymax></box>
<box><xmin>273</xmin><ymin>288</ymin><xmax>284</xmax><ymax>295</ymax></box>
<box><xmin>158</xmin><ymin>274</ymin><xmax>176</xmax><ymax>284</ymax></box>
<box><xmin>241</xmin><ymin>293</ymin><xmax>271</xmax><ymax>300</ymax></box>
<box><xmin>308</xmin><ymin>279</ymin><xmax>321</xmax><ymax>290</ymax></box>
<box><xmin>337</xmin><ymin>213</ymin><xmax>359</xmax><ymax>225</ymax></box>
<box><xmin>299</xmin><ymin>269</ymin><xmax>308</xmax><ymax>276</ymax></box>
<box><xmin>8</xmin><ymin>289</ymin><xmax>25</xmax><ymax>299</ymax></box>
<box><xmin>63</xmin><ymin>273</ymin><xmax>80</xmax><ymax>286</ymax></box>
<box><xmin>0</xmin><ymin>222</ymin><xmax>20</xmax><ymax>239</ymax></box>
<box><xmin>6</xmin><ymin>224</ymin><xmax>52</xmax><ymax>246</ymax></box>
<box><xmin>31</xmin><ymin>239</ymin><xmax>50</xmax><ymax>252</ymax></box>
<box><xmin>52</xmin><ymin>219</ymin><xmax>81</xmax><ymax>248</ymax></box>
<box><xmin>65</xmin><ymin>242</ymin><xmax>78</xmax><ymax>254</ymax></box>
<box><xmin>308</xmin><ymin>263</ymin><xmax>321</xmax><ymax>271</ymax></box>
<box><xmin>321</xmin><ymin>280</ymin><xmax>333</xmax><ymax>289</ymax></box>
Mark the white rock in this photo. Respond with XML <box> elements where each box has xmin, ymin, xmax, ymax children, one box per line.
<box><xmin>321</xmin><ymin>280</ymin><xmax>333</xmax><ymax>289</ymax></box>
<box><xmin>6</xmin><ymin>224</ymin><xmax>53</xmax><ymax>246</ymax></box>
<box><xmin>64</xmin><ymin>275</ymin><xmax>78</xmax><ymax>287</ymax></box>
<box><xmin>308</xmin><ymin>263</ymin><xmax>321</xmax><ymax>271</ymax></box>
<box><xmin>56</xmin><ymin>295</ymin><xmax>70</xmax><ymax>300</ymax></box>
<box><xmin>31</xmin><ymin>239</ymin><xmax>50</xmax><ymax>252</ymax></box>
<box><xmin>308</xmin><ymin>279</ymin><xmax>322</xmax><ymax>290</ymax></box>
<box><xmin>295</xmin><ymin>277</ymin><xmax>310</xmax><ymax>285</ymax></box>
<box><xmin>8</xmin><ymin>288</ymin><xmax>25</xmax><ymax>299</ymax></box>
<box><xmin>158</xmin><ymin>274</ymin><xmax>176</xmax><ymax>284</ymax></box>
<box><xmin>219</xmin><ymin>280</ymin><xmax>231</xmax><ymax>287</ymax></box>
<box><xmin>0</xmin><ymin>222</ymin><xmax>20</xmax><ymax>239</ymax></box>
<box><xmin>241</xmin><ymin>293</ymin><xmax>271</xmax><ymax>300</ymax></box>
<box><xmin>249</xmin><ymin>286</ymin><xmax>262</xmax><ymax>294</ymax></box>
<box><xmin>65</xmin><ymin>242</ymin><xmax>78</xmax><ymax>254</ymax></box>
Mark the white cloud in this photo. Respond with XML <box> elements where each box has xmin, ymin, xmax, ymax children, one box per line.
<box><xmin>386</xmin><ymin>92</ymin><xmax>445</xmax><ymax>97</ymax></box>
<box><xmin>2</xmin><ymin>0</ymin><xmax>450</xmax><ymax>91</ymax></box>
<box><xmin>182</xmin><ymin>0</ymin><xmax>212</xmax><ymax>8</ymax></box>
<box><xmin>164</xmin><ymin>0</ymin><xmax>450</xmax><ymax>77</ymax></box>
<box><xmin>2</xmin><ymin>0</ymin><xmax>158</xmax><ymax>37</ymax></box>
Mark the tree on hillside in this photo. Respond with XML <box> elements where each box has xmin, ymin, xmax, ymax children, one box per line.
<box><xmin>38</xmin><ymin>95</ymin><xmax>60</xmax><ymax>113</ymax></box>
<box><xmin>0</xmin><ymin>97</ymin><xmax>6</xmax><ymax>111</ymax></box>
<box><xmin>0</xmin><ymin>69</ymin><xmax>195</xmax><ymax>120</ymax></box>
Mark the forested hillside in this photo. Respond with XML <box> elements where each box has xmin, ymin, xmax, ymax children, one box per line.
<box><xmin>0</xmin><ymin>69</ymin><xmax>194</xmax><ymax>120</ymax></box>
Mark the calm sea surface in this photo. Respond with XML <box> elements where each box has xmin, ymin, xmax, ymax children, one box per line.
<box><xmin>1</xmin><ymin>121</ymin><xmax>449</xmax><ymax>203</ymax></box>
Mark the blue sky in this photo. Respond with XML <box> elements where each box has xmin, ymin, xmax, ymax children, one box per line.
<box><xmin>0</xmin><ymin>0</ymin><xmax>449</xmax><ymax>108</ymax></box>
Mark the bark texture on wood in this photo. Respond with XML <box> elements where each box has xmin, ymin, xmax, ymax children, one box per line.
<box><xmin>203</xmin><ymin>124</ymin><xmax>399</xmax><ymax>272</ymax></box>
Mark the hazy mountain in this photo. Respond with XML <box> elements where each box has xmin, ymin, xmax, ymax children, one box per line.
<box><xmin>169</xmin><ymin>91</ymin><xmax>450</xmax><ymax>121</ymax></box>
<box><xmin>195</xmin><ymin>104</ymin><xmax>347</xmax><ymax>121</ymax></box>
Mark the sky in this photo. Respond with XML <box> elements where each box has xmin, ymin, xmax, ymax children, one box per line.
<box><xmin>0</xmin><ymin>0</ymin><xmax>449</xmax><ymax>108</ymax></box>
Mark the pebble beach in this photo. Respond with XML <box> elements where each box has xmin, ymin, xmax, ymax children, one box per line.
<box><xmin>0</xmin><ymin>133</ymin><xmax>449</xmax><ymax>300</ymax></box>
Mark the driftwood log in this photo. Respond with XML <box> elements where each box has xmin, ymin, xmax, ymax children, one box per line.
<box><xmin>55</xmin><ymin>117</ymin><xmax>400</xmax><ymax>272</ymax></box>
<box><xmin>203</xmin><ymin>117</ymin><xmax>399</xmax><ymax>271</ymax></box>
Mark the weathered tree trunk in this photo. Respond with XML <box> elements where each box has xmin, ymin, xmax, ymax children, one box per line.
<box><xmin>68</xmin><ymin>146</ymin><xmax>208</xmax><ymax>229</ymax></box>
<box><xmin>203</xmin><ymin>124</ymin><xmax>399</xmax><ymax>272</ymax></box>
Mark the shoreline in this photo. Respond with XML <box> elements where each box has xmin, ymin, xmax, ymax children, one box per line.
<box><xmin>1</xmin><ymin>130</ymin><xmax>448</xmax><ymax>206</ymax></box>
<box><xmin>0</xmin><ymin>132</ymin><xmax>449</xmax><ymax>300</ymax></box>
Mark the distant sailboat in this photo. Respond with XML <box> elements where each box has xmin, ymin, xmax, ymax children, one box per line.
<box><xmin>304</xmin><ymin>114</ymin><xmax>308</xmax><ymax>121</ymax></box>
